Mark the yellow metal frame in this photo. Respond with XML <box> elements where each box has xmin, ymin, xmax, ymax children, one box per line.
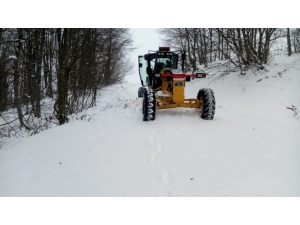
<box><xmin>154</xmin><ymin>76</ymin><xmax>200</xmax><ymax>110</ymax></box>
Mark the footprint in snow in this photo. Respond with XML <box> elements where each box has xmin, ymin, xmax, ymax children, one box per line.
<box><xmin>158</xmin><ymin>186</ymin><xmax>169</xmax><ymax>197</ymax></box>
<box><xmin>157</xmin><ymin>143</ymin><xmax>162</xmax><ymax>151</ymax></box>
<box><xmin>149</xmin><ymin>152</ymin><xmax>157</xmax><ymax>164</ymax></box>
<box><xmin>161</xmin><ymin>168</ymin><xmax>173</xmax><ymax>185</ymax></box>
<box><xmin>149</xmin><ymin>134</ymin><xmax>154</xmax><ymax>143</ymax></box>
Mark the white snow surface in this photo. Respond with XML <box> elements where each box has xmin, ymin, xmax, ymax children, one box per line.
<box><xmin>1</xmin><ymin>55</ymin><xmax>300</xmax><ymax>197</ymax></box>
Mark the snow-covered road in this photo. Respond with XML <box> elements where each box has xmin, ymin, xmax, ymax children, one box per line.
<box><xmin>1</xmin><ymin>55</ymin><xmax>300</xmax><ymax>197</ymax></box>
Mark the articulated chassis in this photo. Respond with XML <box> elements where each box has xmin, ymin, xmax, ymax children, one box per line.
<box><xmin>153</xmin><ymin>73</ymin><xmax>204</xmax><ymax>111</ymax></box>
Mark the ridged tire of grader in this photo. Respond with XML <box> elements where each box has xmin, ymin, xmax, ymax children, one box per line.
<box><xmin>138</xmin><ymin>87</ymin><xmax>146</xmax><ymax>97</ymax></box>
<box><xmin>197</xmin><ymin>88</ymin><xmax>215</xmax><ymax>120</ymax></box>
<box><xmin>142</xmin><ymin>89</ymin><xmax>156</xmax><ymax>121</ymax></box>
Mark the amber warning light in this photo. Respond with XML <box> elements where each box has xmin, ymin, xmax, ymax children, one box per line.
<box><xmin>159</xmin><ymin>47</ymin><xmax>170</xmax><ymax>51</ymax></box>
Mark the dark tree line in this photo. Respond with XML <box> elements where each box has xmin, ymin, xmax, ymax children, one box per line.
<box><xmin>0</xmin><ymin>28</ymin><xmax>134</xmax><ymax>130</ymax></box>
<box><xmin>292</xmin><ymin>28</ymin><xmax>300</xmax><ymax>54</ymax></box>
<box><xmin>158</xmin><ymin>28</ymin><xmax>300</xmax><ymax>74</ymax></box>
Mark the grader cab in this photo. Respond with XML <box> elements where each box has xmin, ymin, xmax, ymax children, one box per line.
<box><xmin>138</xmin><ymin>47</ymin><xmax>215</xmax><ymax>121</ymax></box>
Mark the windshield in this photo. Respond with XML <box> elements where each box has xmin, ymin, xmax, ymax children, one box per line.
<box><xmin>154</xmin><ymin>54</ymin><xmax>178</xmax><ymax>72</ymax></box>
<box><xmin>138</xmin><ymin>52</ymin><xmax>180</xmax><ymax>86</ymax></box>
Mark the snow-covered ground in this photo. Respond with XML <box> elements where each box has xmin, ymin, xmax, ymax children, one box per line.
<box><xmin>1</xmin><ymin>54</ymin><xmax>300</xmax><ymax>197</ymax></box>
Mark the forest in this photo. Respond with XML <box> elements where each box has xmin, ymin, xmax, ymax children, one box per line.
<box><xmin>0</xmin><ymin>28</ymin><xmax>134</xmax><ymax>130</ymax></box>
<box><xmin>0</xmin><ymin>28</ymin><xmax>299</xmax><ymax>137</ymax></box>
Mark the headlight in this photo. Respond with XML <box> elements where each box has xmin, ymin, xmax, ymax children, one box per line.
<box><xmin>196</xmin><ymin>73</ymin><xmax>206</xmax><ymax>78</ymax></box>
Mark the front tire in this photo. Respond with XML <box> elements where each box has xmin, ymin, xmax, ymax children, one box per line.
<box><xmin>197</xmin><ymin>88</ymin><xmax>215</xmax><ymax>120</ymax></box>
<box><xmin>142</xmin><ymin>89</ymin><xmax>156</xmax><ymax>121</ymax></box>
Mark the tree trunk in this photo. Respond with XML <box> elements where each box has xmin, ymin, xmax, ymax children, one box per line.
<box><xmin>35</xmin><ymin>29</ymin><xmax>45</xmax><ymax>118</ymax></box>
<box><xmin>14</xmin><ymin>29</ymin><xmax>30</xmax><ymax>130</ymax></box>
<box><xmin>55</xmin><ymin>28</ymin><xmax>71</xmax><ymax>125</ymax></box>
<box><xmin>209</xmin><ymin>28</ymin><xmax>212</xmax><ymax>62</ymax></box>
<box><xmin>287</xmin><ymin>28</ymin><xmax>292</xmax><ymax>56</ymax></box>
<box><xmin>185</xmin><ymin>28</ymin><xmax>196</xmax><ymax>71</ymax></box>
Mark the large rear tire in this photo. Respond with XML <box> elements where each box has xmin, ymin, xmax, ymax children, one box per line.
<box><xmin>142</xmin><ymin>89</ymin><xmax>156</xmax><ymax>121</ymax></box>
<box><xmin>197</xmin><ymin>88</ymin><xmax>215</xmax><ymax>120</ymax></box>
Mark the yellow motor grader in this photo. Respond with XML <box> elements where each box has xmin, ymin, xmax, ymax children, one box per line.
<box><xmin>138</xmin><ymin>47</ymin><xmax>215</xmax><ymax>121</ymax></box>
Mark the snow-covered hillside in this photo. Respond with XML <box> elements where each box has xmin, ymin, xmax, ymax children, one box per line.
<box><xmin>0</xmin><ymin>54</ymin><xmax>300</xmax><ymax>197</ymax></box>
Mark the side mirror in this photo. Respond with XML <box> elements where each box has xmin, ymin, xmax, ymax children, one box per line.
<box><xmin>196</xmin><ymin>73</ymin><xmax>206</xmax><ymax>78</ymax></box>
<box><xmin>139</xmin><ymin>63</ymin><xmax>143</xmax><ymax>68</ymax></box>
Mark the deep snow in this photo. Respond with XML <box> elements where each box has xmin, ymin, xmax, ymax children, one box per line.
<box><xmin>0</xmin><ymin>54</ymin><xmax>300</xmax><ymax>197</ymax></box>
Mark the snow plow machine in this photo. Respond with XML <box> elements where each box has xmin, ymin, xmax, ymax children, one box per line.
<box><xmin>138</xmin><ymin>47</ymin><xmax>215</xmax><ymax>121</ymax></box>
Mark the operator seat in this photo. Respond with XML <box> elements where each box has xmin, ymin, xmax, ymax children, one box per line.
<box><xmin>156</xmin><ymin>62</ymin><xmax>165</xmax><ymax>72</ymax></box>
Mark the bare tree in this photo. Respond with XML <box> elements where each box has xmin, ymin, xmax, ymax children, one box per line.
<box><xmin>293</xmin><ymin>28</ymin><xmax>300</xmax><ymax>53</ymax></box>
<box><xmin>1</xmin><ymin>28</ymin><xmax>135</xmax><ymax>133</ymax></box>
<box><xmin>159</xmin><ymin>28</ymin><xmax>283</xmax><ymax>75</ymax></box>
<box><xmin>287</xmin><ymin>28</ymin><xmax>292</xmax><ymax>56</ymax></box>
